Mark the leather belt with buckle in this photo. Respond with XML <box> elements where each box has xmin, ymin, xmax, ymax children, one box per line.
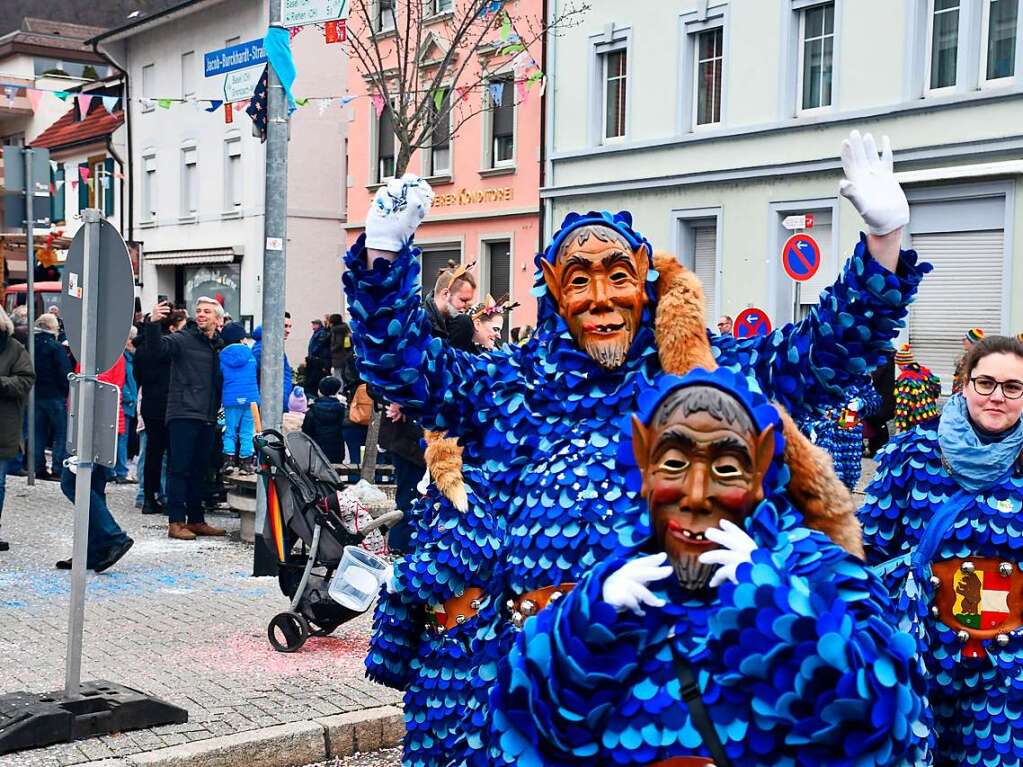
<box><xmin>506</xmin><ymin>583</ymin><xmax>576</xmax><ymax>628</ymax></box>
<box><xmin>430</xmin><ymin>587</ymin><xmax>485</xmax><ymax>634</ymax></box>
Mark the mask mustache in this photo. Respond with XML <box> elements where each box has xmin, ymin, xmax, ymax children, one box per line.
<box><xmin>578</xmin><ymin>316</ymin><xmax>634</xmax><ymax>369</ymax></box>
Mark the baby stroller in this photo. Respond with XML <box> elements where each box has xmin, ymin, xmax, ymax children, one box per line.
<box><xmin>254</xmin><ymin>429</ymin><xmax>401</xmax><ymax>652</ymax></box>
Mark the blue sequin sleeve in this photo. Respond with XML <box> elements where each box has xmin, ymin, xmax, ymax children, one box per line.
<box><xmin>712</xmin><ymin>235</ymin><xmax>930</xmax><ymax>421</ymax></box>
<box><xmin>709</xmin><ymin>543</ymin><xmax>930</xmax><ymax>766</ymax></box>
<box><xmin>342</xmin><ymin>235</ymin><xmax>500</xmax><ymax>434</ymax></box>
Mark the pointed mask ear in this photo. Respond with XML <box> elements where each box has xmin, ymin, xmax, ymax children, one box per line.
<box><xmin>633</xmin><ymin>243</ymin><xmax>651</xmax><ymax>279</ymax></box>
<box><xmin>631</xmin><ymin>414</ymin><xmax>651</xmax><ymax>495</ymax></box>
<box><xmin>750</xmin><ymin>423</ymin><xmax>775</xmax><ymax>505</ymax></box>
<box><xmin>540</xmin><ymin>257</ymin><xmax>561</xmax><ymax>307</ymax></box>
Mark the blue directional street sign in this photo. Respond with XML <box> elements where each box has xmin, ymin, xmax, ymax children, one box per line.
<box><xmin>204</xmin><ymin>38</ymin><xmax>266</xmax><ymax>78</ymax></box>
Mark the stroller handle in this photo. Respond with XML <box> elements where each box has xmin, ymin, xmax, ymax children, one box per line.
<box><xmin>358</xmin><ymin>510</ymin><xmax>403</xmax><ymax>534</ymax></box>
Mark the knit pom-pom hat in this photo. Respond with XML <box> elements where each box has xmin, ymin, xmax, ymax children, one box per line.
<box><xmin>964</xmin><ymin>327</ymin><xmax>985</xmax><ymax>344</ymax></box>
<box><xmin>894</xmin><ymin>343</ymin><xmax>915</xmax><ymax>367</ymax></box>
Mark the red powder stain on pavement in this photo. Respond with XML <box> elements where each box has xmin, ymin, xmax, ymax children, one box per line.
<box><xmin>186</xmin><ymin>633</ymin><xmax>372</xmax><ymax>677</ymax></box>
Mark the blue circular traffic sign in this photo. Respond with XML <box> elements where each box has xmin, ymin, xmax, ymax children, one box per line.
<box><xmin>733</xmin><ymin>307</ymin><xmax>772</xmax><ymax>339</ymax></box>
<box><xmin>781</xmin><ymin>233</ymin><xmax>821</xmax><ymax>282</ymax></box>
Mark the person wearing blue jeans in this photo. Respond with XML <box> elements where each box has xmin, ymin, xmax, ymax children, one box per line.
<box><xmin>56</xmin><ymin>462</ymin><xmax>133</xmax><ymax>571</ymax></box>
<box><xmin>219</xmin><ymin>322</ymin><xmax>259</xmax><ymax>473</ymax></box>
<box><xmin>32</xmin><ymin>313</ymin><xmax>71</xmax><ymax>479</ymax></box>
<box><xmin>134</xmin><ymin>430</ymin><xmax>168</xmax><ymax>508</ymax></box>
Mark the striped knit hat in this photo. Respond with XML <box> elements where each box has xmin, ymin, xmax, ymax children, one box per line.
<box><xmin>894</xmin><ymin>343</ymin><xmax>915</xmax><ymax>367</ymax></box>
<box><xmin>964</xmin><ymin>327</ymin><xmax>985</xmax><ymax>344</ymax></box>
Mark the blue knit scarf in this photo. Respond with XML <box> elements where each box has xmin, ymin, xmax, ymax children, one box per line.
<box><xmin>937</xmin><ymin>394</ymin><xmax>1023</xmax><ymax>493</ymax></box>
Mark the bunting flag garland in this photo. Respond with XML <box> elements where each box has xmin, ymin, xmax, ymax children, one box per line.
<box><xmin>101</xmin><ymin>95</ymin><xmax>119</xmax><ymax>113</ymax></box>
<box><xmin>157</xmin><ymin>98</ymin><xmax>172</xmax><ymax>109</ymax></box>
<box><xmin>516</xmin><ymin>79</ymin><xmax>527</xmax><ymax>101</ymax></box>
<box><xmin>371</xmin><ymin>93</ymin><xmax>385</xmax><ymax>117</ymax></box>
<box><xmin>500</xmin><ymin>12</ymin><xmax>511</xmax><ymax>40</ymax></box>
<box><xmin>225</xmin><ymin>102</ymin><xmax>233</xmax><ymax>124</ymax></box>
<box><xmin>3</xmin><ymin>86</ymin><xmax>14</xmax><ymax>106</ymax></box>
<box><xmin>295</xmin><ymin>96</ymin><xmax>309</xmax><ymax>106</ymax></box>
<box><xmin>101</xmin><ymin>176</ymin><xmax>110</xmax><ymax>190</ymax></box>
<box><xmin>339</xmin><ymin>95</ymin><xmax>356</xmax><ymax>107</ymax></box>
<box><xmin>26</xmin><ymin>88</ymin><xmax>43</xmax><ymax>112</ymax></box>
<box><xmin>114</xmin><ymin>171</ymin><xmax>126</xmax><ymax>180</ymax></box>
<box><xmin>79</xmin><ymin>167</ymin><xmax>90</xmax><ymax>183</ymax></box>
<box><xmin>205</xmin><ymin>100</ymin><xmax>223</xmax><ymax>112</ymax></box>
<box><xmin>76</xmin><ymin>94</ymin><xmax>93</xmax><ymax>115</ymax></box>
<box><xmin>141</xmin><ymin>98</ymin><xmax>155</xmax><ymax>110</ymax></box>
<box><xmin>49</xmin><ymin>160</ymin><xmax>58</xmax><ymax>174</ymax></box>
<box><xmin>433</xmin><ymin>88</ymin><xmax>444</xmax><ymax>111</ymax></box>
<box><xmin>54</xmin><ymin>91</ymin><xmax>70</xmax><ymax>101</ymax></box>
<box><xmin>70</xmin><ymin>180</ymin><xmax>78</xmax><ymax>190</ymax></box>
<box><xmin>456</xmin><ymin>85</ymin><xmax>471</xmax><ymax>102</ymax></box>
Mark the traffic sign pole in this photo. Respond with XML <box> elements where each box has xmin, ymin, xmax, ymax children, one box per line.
<box><xmin>25</xmin><ymin>148</ymin><xmax>35</xmax><ymax>487</ymax></box>
<box><xmin>64</xmin><ymin>209</ymin><xmax>101</xmax><ymax>698</ymax></box>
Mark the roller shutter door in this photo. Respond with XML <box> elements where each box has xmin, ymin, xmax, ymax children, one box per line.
<box><xmin>692</xmin><ymin>226</ymin><xmax>716</xmax><ymax>319</ymax></box>
<box><xmin>909</xmin><ymin>230</ymin><xmax>1004</xmax><ymax>394</ymax></box>
<box><xmin>419</xmin><ymin>248</ymin><xmax>460</xmax><ymax>295</ymax></box>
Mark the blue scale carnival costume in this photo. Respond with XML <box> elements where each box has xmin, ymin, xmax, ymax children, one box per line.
<box><xmin>860</xmin><ymin>393</ymin><xmax>1023</xmax><ymax>767</ymax></box>
<box><xmin>800</xmin><ymin>379</ymin><xmax>883</xmax><ymax>490</ymax></box>
<box><xmin>365</xmin><ymin>455</ymin><xmax>502</xmax><ymax>767</ymax></box>
<box><xmin>343</xmin><ymin>209</ymin><xmax>929</xmax><ymax>763</ymax></box>
<box><xmin>489</xmin><ymin>368</ymin><xmax>930</xmax><ymax>767</ymax></box>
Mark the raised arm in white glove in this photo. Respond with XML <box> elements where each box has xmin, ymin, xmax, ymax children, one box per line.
<box><xmin>602</xmin><ymin>552</ymin><xmax>674</xmax><ymax>616</ymax></box>
<box><xmin>839</xmin><ymin>130</ymin><xmax>908</xmax><ymax>273</ymax></box>
<box><xmin>697</xmin><ymin>519</ymin><xmax>758</xmax><ymax>588</ymax></box>
<box><xmin>364</xmin><ymin>174</ymin><xmax>435</xmax><ymax>257</ymax></box>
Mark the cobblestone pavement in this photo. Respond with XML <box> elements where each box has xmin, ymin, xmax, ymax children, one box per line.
<box><xmin>0</xmin><ymin>475</ymin><xmax>401</xmax><ymax>767</ymax></box>
<box><xmin>306</xmin><ymin>747</ymin><xmax>401</xmax><ymax>767</ymax></box>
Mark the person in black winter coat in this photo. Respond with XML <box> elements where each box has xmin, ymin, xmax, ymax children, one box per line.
<box><xmin>133</xmin><ymin>308</ymin><xmax>185</xmax><ymax>514</ymax></box>
<box><xmin>146</xmin><ymin>298</ymin><xmax>226</xmax><ymax>541</ymax></box>
<box><xmin>32</xmin><ymin>313</ymin><xmax>72</xmax><ymax>479</ymax></box>
<box><xmin>0</xmin><ymin>306</ymin><xmax>35</xmax><ymax>552</ymax></box>
<box><xmin>301</xmin><ymin>376</ymin><xmax>346</xmax><ymax>463</ymax></box>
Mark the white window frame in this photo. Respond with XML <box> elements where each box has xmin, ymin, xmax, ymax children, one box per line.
<box><xmin>670</xmin><ymin>207</ymin><xmax>724</xmax><ymax>323</ymax></box>
<box><xmin>482</xmin><ymin>77</ymin><xmax>516</xmax><ymax>169</ymax></box>
<box><xmin>980</xmin><ymin>0</ymin><xmax>1020</xmax><ymax>87</ymax></box>
<box><xmin>601</xmin><ymin>48</ymin><xmax>628</xmax><ymax>142</ymax></box>
<box><xmin>376</xmin><ymin>0</ymin><xmax>395</xmax><ymax>33</ymax></box>
<box><xmin>141</xmin><ymin>63</ymin><xmax>155</xmax><ymax>112</ymax></box>
<box><xmin>224</xmin><ymin>136</ymin><xmax>243</xmax><ymax>214</ymax></box>
<box><xmin>925</xmin><ymin>0</ymin><xmax>963</xmax><ymax>95</ymax></box>
<box><xmin>181</xmin><ymin>51</ymin><xmax>196</xmax><ymax>100</ymax></box>
<box><xmin>180</xmin><ymin>144</ymin><xmax>198</xmax><ymax>221</ymax></box>
<box><xmin>432</xmin><ymin>0</ymin><xmax>453</xmax><ymax>15</ymax></box>
<box><xmin>692</xmin><ymin>27</ymin><xmax>724</xmax><ymax>129</ymax></box>
<box><xmin>588</xmin><ymin>25</ymin><xmax>631</xmax><ymax>146</ymax></box>
<box><xmin>142</xmin><ymin>153</ymin><xmax>157</xmax><ymax>224</ymax></box>
<box><xmin>678</xmin><ymin>7</ymin><xmax>728</xmax><ymax>134</ymax></box>
<box><xmin>796</xmin><ymin>2</ymin><xmax>835</xmax><ymax>114</ymax></box>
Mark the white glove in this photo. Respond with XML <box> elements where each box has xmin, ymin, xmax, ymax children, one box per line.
<box><xmin>365</xmin><ymin>174</ymin><xmax>435</xmax><ymax>252</ymax></box>
<box><xmin>416</xmin><ymin>469</ymin><xmax>431</xmax><ymax>496</ymax></box>
<box><xmin>838</xmin><ymin>130</ymin><xmax>909</xmax><ymax>236</ymax></box>
<box><xmin>382</xmin><ymin>563</ymin><xmax>397</xmax><ymax>594</ymax></box>
<box><xmin>602</xmin><ymin>552</ymin><xmax>673</xmax><ymax>616</ymax></box>
<box><xmin>698</xmin><ymin>520</ymin><xmax>758</xmax><ymax>588</ymax></box>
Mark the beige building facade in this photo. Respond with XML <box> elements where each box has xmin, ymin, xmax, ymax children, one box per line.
<box><xmin>544</xmin><ymin>0</ymin><xmax>1023</xmax><ymax>389</ymax></box>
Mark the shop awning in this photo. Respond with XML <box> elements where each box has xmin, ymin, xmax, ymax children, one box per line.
<box><xmin>145</xmin><ymin>247</ymin><xmax>238</xmax><ymax>266</ymax></box>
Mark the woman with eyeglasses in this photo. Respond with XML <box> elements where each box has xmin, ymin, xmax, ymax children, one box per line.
<box><xmin>860</xmin><ymin>334</ymin><xmax>1023</xmax><ymax>766</ymax></box>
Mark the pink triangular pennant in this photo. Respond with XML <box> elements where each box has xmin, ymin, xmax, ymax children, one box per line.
<box><xmin>79</xmin><ymin>166</ymin><xmax>90</xmax><ymax>183</ymax></box>
<box><xmin>371</xmin><ymin>93</ymin><xmax>385</xmax><ymax>117</ymax></box>
<box><xmin>26</xmin><ymin>89</ymin><xmax>43</xmax><ymax>112</ymax></box>
<box><xmin>76</xmin><ymin>94</ymin><xmax>93</xmax><ymax>118</ymax></box>
<box><xmin>516</xmin><ymin>80</ymin><xmax>527</xmax><ymax>102</ymax></box>
<box><xmin>70</xmin><ymin>180</ymin><xmax>79</xmax><ymax>190</ymax></box>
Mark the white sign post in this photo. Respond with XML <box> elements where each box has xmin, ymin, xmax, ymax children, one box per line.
<box><xmin>282</xmin><ymin>0</ymin><xmax>348</xmax><ymax>27</ymax></box>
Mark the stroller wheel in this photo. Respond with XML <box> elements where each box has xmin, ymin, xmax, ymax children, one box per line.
<box><xmin>267</xmin><ymin>611</ymin><xmax>310</xmax><ymax>653</ymax></box>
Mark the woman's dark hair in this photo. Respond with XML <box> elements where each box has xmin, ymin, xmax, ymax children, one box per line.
<box><xmin>963</xmin><ymin>335</ymin><xmax>1023</xmax><ymax>381</ymax></box>
<box><xmin>329</xmin><ymin>313</ymin><xmax>344</xmax><ymax>326</ymax></box>
<box><xmin>161</xmin><ymin>309</ymin><xmax>187</xmax><ymax>330</ymax></box>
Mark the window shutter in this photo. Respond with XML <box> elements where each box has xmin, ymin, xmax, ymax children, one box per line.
<box><xmin>692</xmin><ymin>226</ymin><xmax>717</xmax><ymax>320</ymax></box>
<box><xmin>104</xmin><ymin>158</ymin><xmax>115</xmax><ymax>215</ymax></box>
<box><xmin>419</xmin><ymin>248</ymin><xmax>460</xmax><ymax>294</ymax></box>
<box><xmin>51</xmin><ymin>164</ymin><xmax>65</xmax><ymax>223</ymax></box>
<box><xmin>78</xmin><ymin>162</ymin><xmax>88</xmax><ymax>210</ymax></box>
<box><xmin>909</xmin><ymin>230</ymin><xmax>1004</xmax><ymax>394</ymax></box>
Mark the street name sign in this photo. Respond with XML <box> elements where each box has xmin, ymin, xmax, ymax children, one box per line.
<box><xmin>224</xmin><ymin>67</ymin><xmax>264</xmax><ymax>102</ymax></box>
<box><xmin>782</xmin><ymin>213</ymin><xmax>815</xmax><ymax>230</ymax></box>
<box><xmin>204</xmin><ymin>38</ymin><xmax>266</xmax><ymax>77</ymax></box>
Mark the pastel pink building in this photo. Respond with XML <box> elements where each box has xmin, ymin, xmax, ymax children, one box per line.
<box><xmin>345</xmin><ymin>0</ymin><xmax>542</xmax><ymax>331</ymax></box>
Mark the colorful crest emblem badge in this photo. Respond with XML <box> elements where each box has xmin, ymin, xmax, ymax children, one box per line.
<box><xmin>931</xmin><ymin>558</ymin><xmax>1023</xmax><ymax>658</ymax></box>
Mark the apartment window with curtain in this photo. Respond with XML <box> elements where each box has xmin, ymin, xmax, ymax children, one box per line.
<box><xmin>378</xmin><ymin>0</ymin><xmax>395</xmax><ymax>31</ymax></box>
<box><xmin>225</xmin><ymin>138</ymin><xmax>242</xmax><ymax>211</ymax></box>
<box><xmin>694</xmin><ymin>27</ymin><xmax>723</xmax><ymax>126</ymax></box>
<box><xmin>800</xmin><ymin>3</ymin><xmax>834</xmax><ymax>110</ymax></box>
<box><xmin>181</xmin><ymin>147</ymin><xmax>198</xmax><ymax>218</ymax></box>
<box><xmin>983</xmin><ymin>0</ymin><xmax>1018</xmax><ymax>81</ymax></box>
<box><xmin>602</xmin><ymin>49</ymin><xmax>627</xmax><ymax>140</ymax></box>
<box><xmin>928</xmin><ymin>0</ymin><xmax>961</xmax><ymax>90</ymax></box>
<box><xmin>141</xmin><ymin>63</ymin><xmax>155</xmax><ymax>111</ymax></box>
<box><xmin>50</xmin><ymin>163</ymin><xmax>65</xmax><ymax>224</ymax></box>
<box><xmin>377</xmin><ymin>103</ymin><xmax>396</xmax><ymax>181</ymax></box>
<box><xmin>429</xmin><ymin>89</ymin><xmax>451</xmax><ymax>176</ymax></box>
<box><xmin>142</xmin><ymin>154</ymin><xmax>156</xmax><ymax>222</ymax></box>
<box><xmin>489</xmin><ymin>79</ymin><xmax>514</xmax><ymax>166</ymax></box>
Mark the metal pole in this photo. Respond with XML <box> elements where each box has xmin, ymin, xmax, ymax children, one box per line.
<box><xmin>64</xmin><ymin>209</ymin><xmax>101</xmax><ymax>698</ymax></box>
<box><xmin>255</xmin><ymin>2</ymin><xmax>289</xmax><ymax>576</ymax></box>
<box><xmin>25</xmin><ymin>148</ymin><xmax>35</xmax><ymax>486</ymax></box>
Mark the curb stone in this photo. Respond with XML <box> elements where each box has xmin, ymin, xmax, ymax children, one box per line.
<box><xmin>79</xmin><ymin>706</ymin><xmax>404</xmax><ymax>767</ymax></box>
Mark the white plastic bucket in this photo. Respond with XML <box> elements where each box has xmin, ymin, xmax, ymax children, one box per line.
<box><xmin>328</xmin><ymin>545</ymin><xmax>389</xmax><ymax>612</ymax></box>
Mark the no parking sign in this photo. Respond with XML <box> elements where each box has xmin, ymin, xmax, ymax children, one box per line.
<box><xmin>781</xmin><ymin>233</ymin><xmax>821</xmax><ymax>282</ymax></box>
<box><xmin>733</xmin><ymin>307</ymin><xmax>772</xmax><ymax>339</ymax></box>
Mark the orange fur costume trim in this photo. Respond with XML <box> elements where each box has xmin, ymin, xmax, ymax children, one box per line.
<box><xmin>423</xmin><ymin>429</ymin><xmax>468</xmax><ymax>512</ymax></box>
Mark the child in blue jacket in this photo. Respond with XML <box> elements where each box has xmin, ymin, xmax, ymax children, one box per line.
<box><xmin>219</xmin><ymin>323</ymin><xmax>259</xmax><ymax>473</ymax></box>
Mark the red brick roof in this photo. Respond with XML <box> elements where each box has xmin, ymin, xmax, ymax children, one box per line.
<box><xmin>29</xmin><ymin>102</ymin><xmax>124</xmax><ymax>150</ymax></box>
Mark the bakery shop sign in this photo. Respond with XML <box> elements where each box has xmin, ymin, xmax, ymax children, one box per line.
<box><xmin>433</xmin><ymin>186</ymin><xmax>513</xmax><ymax>208</ymax></box>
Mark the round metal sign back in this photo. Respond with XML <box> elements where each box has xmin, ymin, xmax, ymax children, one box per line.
<box><xmin>60</xmin><ymin>219</ymin><xmax>136</xmax><ymax>375</ymax></box>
